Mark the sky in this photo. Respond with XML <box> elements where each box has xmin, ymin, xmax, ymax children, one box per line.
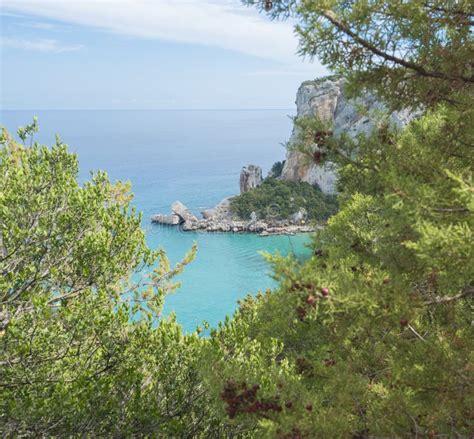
<box><xmin>0</xmin><ymin>0</ymin><xmax>327</xmax><ymax>110</ymax></box>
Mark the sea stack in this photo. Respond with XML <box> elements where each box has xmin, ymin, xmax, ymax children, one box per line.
<box><xmin>240</xmin><ymin>164</ymin><xmax>263</xmax><ymax>194</ymax></box>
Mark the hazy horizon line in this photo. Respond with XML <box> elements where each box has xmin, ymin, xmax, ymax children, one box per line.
<box><xmin>1</xmin><ymin>108</ymin><xmax>296</xmax><ymax>112</ymax></box>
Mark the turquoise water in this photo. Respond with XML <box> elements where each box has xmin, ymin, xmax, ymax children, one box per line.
<box><xmin>1</xmin><ymin>110</ymin><xmax>312</xmax><ymax>332</ymax></box>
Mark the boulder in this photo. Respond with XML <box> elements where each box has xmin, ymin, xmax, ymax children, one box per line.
<box><xmin>151</xmin><ymin>213</ymin><xmax>181</xmax><ymax>225</ymax></box>
<box><xmin>290</xmin><ymin>208</ymin><xmax>308</xmax><ymax>224</ymax></box>
<box><xmin>248</xmin><ymin>221</ymin><xmax>267</xmax><ymax>233</ymax></box>
<box><xmin>171</xmin><ymin>201</ymin><xmax>198</xmax><ymax>223</ymax></box>
<box><xmin>219</xmin><ymin>223</ymin><xmax>231</xmax><ymax>232</ymax></box>
<box><xmin>240</xmin><ymin>165</ymin><xmax>263</xmax><ymax>194</ymax></box>
<box><xmin>201</xmin><ymin>198</ymin><xmax>231</xmax><ymax>221</ymax></box>
<box><xmin>201</xmin><ymin>208</ymin><xmax>215</xmax><ymax>220</ymax></box>
<box><xmin>182</xmin><ymin>220</ymin><xmax>199</xmax><ymax>231</ymax></box>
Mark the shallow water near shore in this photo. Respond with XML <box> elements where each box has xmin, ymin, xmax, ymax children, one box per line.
<box><xmin>149</xmin><ymin>226</ymin><xmax>312</xmax><ymax>331</ymax></box>
<box><xmin>1</xmin><ymin>109</ymin><xmax>313</xmax><ymax>332</ymax></box>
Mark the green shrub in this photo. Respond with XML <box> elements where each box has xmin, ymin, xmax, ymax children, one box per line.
<box><xmin>230</xmin><ymin>178</ymin><xmax>338</xmax><ymax>222</ymax></box>
<box><xmin>206</xmin><ymin>1</ymin><xmax>474</xmax><ymax>437</ymax></box>
<box><xmin>0</xmin><ymin>128</ymin><xmax>228</xmax><ymax>436</ymax></box>
<box><xmin>268</xmin><ymin>160</ymin><xmax>285</xmax><ymax>178</ymax></box>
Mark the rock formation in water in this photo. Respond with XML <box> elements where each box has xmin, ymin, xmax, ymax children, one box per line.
<box><xmin>281</xmin><ymin>76</ymin><xmax>412</xmax><ymax>193</ymax></box>
<box><xmin>201</xmin><ymin>198</ymin><xmax>231</xmax><ymax>221</ymax></box>
<box><xmin>171</xmin><ymin>201</ymin><xmax>198</xmax><ymax>223</ymax></box>
<box><xmin>240</xmin><ymin>165</ymin><xmax>263</xmax><ymax>194</ymax></box>
<box><xmin>150</xmin><ymin>213</ymin><xmax>181</xmax><ymax>225</ymax></box>
<box><xmin>152</xmin><ymin>199</ymin><xmax>314</xmax><ymax>235</ymax></box>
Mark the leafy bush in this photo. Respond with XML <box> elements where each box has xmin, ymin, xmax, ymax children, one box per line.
<box><xmin>268</xmin><ymin>160</ymin><xmax>285</xmax><ymax>178</ymax></box>
<box><xmin>206</xmin><ymin>105</ymin><xmax>474</xmax><ymax>437</ymax></box>
<box><xmin>0</xmin><ymin>127</ymin><xmax>229</xmax><ymax>437</ymax></box>
<box><xmin>229</xmin><ymin>178</ymin><xmax>338</xmax><ymax>221</ymax></box>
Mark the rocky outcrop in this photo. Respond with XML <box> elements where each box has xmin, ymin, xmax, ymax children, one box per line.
<box><xmin>240</xmin><ymin>165</ymin><xmax>263</xmax><ymax>194</ymax></box>
<box><xmin>152</xmin><ymin>199</ymin><xmax>315</xmax><ymax>235</ymax></box>
<box><xmin>171</xmin><ymin>201</ymin><xmax>198</xmax><ymax>223</ymax></box>
<box><xmin>290</xmin><ymin>208</ymin><xmax>307</xmax><ymax>224</ymax></box>
<box><xmin>150</xmin><ymin>213</ymin><xmax>181</xmax><ymax>225</ymax></box>
<box><xmin>201</xmin><ymin>198</ymin><xmax>232</xmax><ymax>221</ymax></box>
<box><xmin>152</xmin><ymin>201</ymin><xmax>198</xmax><ymax>226</ymax></box>
<box><xmin>281</xmin><ymin>76</ymin><xmax>412</xmax><ymax>193</ymax></box>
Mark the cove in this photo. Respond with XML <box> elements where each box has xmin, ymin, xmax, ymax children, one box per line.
<box><xmin>1</xmin><ymin>109</ymin><xmax>312</xmax><ymax>332</ymax></box>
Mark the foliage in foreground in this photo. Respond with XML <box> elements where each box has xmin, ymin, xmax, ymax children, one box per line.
<box><xmin>230</xmin><ymin>178</ymin><xmax>338</xmax><ymax>222</ymax></box>
<box><xmin>0</xmin><ymin>129</ymin><xmax>230</xmax><ymax>436</ymax></box>
<box><xmin>204</xmin><ymin>105</ymin><xmax>474</xmax><ymax>437</ymax></box>
<box><xmin>202</xmin><ymin>0</ymin><xmax>473</xmax><ymax>437</ymax></box>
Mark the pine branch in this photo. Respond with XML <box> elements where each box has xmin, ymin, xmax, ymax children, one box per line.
<box><xmin>321</xmin><ymin>9</ymin><xmax>474</xmax><ymax>84</ymax></box>
<box><xmin>424</xmin><ymin>286</ymin><xmax>474</xmax><ymax>305</ymax></box>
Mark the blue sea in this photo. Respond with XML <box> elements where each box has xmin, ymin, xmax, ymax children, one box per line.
<box><xmin>1</xmin><ymin>110</ymin><xmax>312</xmax><ymax>332</ymax></box>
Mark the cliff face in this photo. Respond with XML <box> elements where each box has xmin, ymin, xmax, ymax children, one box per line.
<box><xmin>281</xmin><ymin>77</ymin><xmax>412</xmax><ymax>193</ymax></box>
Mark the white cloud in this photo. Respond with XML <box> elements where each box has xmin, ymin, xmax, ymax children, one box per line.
<box><xmin>1</xmin><ymin>37</ymin><xmax>83</xmax><ymax>53</ymax></box>
<box><xmin>17</xmin><ymin>21</ymin><xmax>62</xmax><ymax>31</ymax></box>
<box><xmin>0</xmin><ymin>11</ymin><xmax>27</xmax><ymax>18</ymax></box>
<box><xmin>1</xmin><ymin>0</ymin><xmax>320</xmax><ymax>69</ymax></box>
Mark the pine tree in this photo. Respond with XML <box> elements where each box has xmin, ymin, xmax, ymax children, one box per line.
<box><xmin>202</xmin><ymin>1</ymin><xmax>474</xmax><ymax>437</ymax></box>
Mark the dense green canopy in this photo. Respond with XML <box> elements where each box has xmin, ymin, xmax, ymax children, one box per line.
<box><xmin>230</xmin><ymin>178</ymin><xmax>338</xmax><ymax>221</ymax></box>
<box><xmin>0</xmin><ymin>127</ymin><xmax>225</xmax><ymax>436</ymax></box>
<box><xmin>207</xmin><ymin>0</ymin><xmax>473</xmax><ymax>436</ymax></box>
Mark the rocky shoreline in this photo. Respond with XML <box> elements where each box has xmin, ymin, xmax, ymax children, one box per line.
<box><xmin>151</xmin><ymin>198</ymin><xmax>316</xmax><ymax>236</ymax></box>
<box><xmin>151</xmin><ymin>162</ymin><xmax>319</xmax><ymax>236</ymax></box>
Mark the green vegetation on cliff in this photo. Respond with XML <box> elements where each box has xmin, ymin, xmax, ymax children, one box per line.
<box><xmin>230</xmin><ymin>178</ymin><xmax>338</xmax><ymax>222</ymax></box>
<box><xmin>268</xmin><ymin>160</ymin><xmax>285</xmax><ymax>178</ymax></box>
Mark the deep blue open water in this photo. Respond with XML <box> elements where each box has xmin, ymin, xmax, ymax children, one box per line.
<box><xmin>1</xmin><ymin>110</ymin><xmax>312</xmax><ymax>332</ymax></box>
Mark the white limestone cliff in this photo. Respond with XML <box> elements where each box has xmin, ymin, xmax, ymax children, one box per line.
<box><xmin>281</xmin><ymin>77</ymin><xmax>412</xmax><ymax>193</ymax></box>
